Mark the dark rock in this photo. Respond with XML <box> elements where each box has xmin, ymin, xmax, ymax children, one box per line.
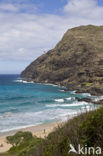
<box><xmin>93</xmin><ymin>100</ymin><xmax>103</xmax><ymax>105</ymax></box>
<box><xmin>76</xmin><ymin>97</ymin><xmax>103</xmax><ymax>105</ymax></box>
<box><xmin>75</xmin><ymin>97</ymin><xmax>93</xmax><ymax>103</ymax></box>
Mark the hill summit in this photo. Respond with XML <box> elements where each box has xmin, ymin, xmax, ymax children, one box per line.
<box><xmin>21</xmin><ymin>25</ymin><xmax>103</xmax><ymax>95</ymax></box>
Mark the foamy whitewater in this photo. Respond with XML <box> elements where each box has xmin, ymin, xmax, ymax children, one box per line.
<box><xmin>0</xmin><ymin>75</ymin><xmax>98</xmax><ymax>133</ymax></box>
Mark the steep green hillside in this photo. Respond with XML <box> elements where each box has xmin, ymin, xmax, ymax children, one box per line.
<box><xmin>21</xmin><ymin>25</ymin><xmax>103</xmax><ymax>95</ymax></box>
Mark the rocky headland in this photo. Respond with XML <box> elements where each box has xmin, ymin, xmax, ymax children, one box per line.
<box><xmin>21</xmin><ymin>25</ymin><xmax>103</xmax><ymax>96</ymax></box>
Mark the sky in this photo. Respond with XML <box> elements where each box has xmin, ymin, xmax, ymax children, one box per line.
<box><xmin>0</xmin><ymin>0</ymin><xmax>103</xmax><ymax>74</ymax></box>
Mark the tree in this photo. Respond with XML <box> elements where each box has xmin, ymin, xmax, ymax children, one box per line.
<box><xmin>6</xmin><ymin>131</ymin><xmax>33</xmax><ymax>147</ymax></box>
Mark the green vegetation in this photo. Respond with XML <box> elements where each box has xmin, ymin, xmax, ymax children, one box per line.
<box><xmin>21</xmin><ymin>25</ymin><xmax>103</xmax><ymax>95</ymax></box>
<box><xmin>0</xmin><ymin>131</ymin><xmax>43</xmax><ymax>156</ymax></box>
<box><xmin>6</xmin><ymin>131</ymin><xmax>33</xmax><ymax>147</ymax></box>
<box><xmin>1</xmin><ymin>107</ymin><xmax>103</xmax><ymax>156</ymax></box>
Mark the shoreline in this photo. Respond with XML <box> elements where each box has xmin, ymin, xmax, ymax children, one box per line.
<box><xmin>0</xmin><ymin>104</ymin><xmax>100</xmax><ymax>153</ymax></box>
<box><xmin>20</xmin><ymin>78</ymin><xmax>103</xmax><ymax>96</ymax></box>
<box><xmin>0</xmin><ymin>79</ymin><xmax>102</xmax><ymax>153</ymax></box>
<box><xmin>17</xmin><ymin>77</ymin><xmax>103</xmax><ymax>98</ymax></box>
<box><xmin>0</xmin><ymin>120</ymin><xmax>63</xmax><ymax>153</ymax></box>
<box><xmin>0</xmin><ymin>121</ymin><xmax>62</xmax><ymax>138</ymax></box>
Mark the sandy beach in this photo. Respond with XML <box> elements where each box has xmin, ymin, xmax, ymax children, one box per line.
<box><xmin>0</xmin><ymin>121</ymin><xmax>63</xmax><ymax>153</ymax></box>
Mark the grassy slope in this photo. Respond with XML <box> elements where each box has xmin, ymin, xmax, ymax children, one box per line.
<box><xmin>21</xmin><ymin>25</ymin><xmax>103</xmax><ymax>95</ymax></box>
<box><xmin>1</xmin><ymin>106</ymin><xmax>103</xmax><ymax>156</ymax></box>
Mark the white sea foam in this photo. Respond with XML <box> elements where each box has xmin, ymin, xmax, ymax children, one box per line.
<box><xmin>1</xmin><ymin>77</ymin><xmax>97</xmax><ymax>134</ymax></box>
<box><xmin>68</xmin><ymin>102</ymin><xmax>88</xmax><ymax>106</ymax></box>
<box><xmin>54</xmin><ymin>99</ymin><xmax>64</xmax><ymax>102</ymax></box>
<box><xmin>81</xmin><ymin>105</ymin><xmax>97</xmax><ymax>113</ymax></box>
<box><xmin>93</xmin><ymin>96</ymin><xmax>103</xmax><ymax>102</ymax></box>
<box><xmin>0</xmin><ymin>109</ymin><xmax>76</xmax><ymax>132</ymax></box>
<box><xmin>65</xmin><ymin>97</ymin><xmax>75</xmax><ymax>101</ymax></box>
<box><xmin>81</xmin><ymin>93</ymin><xmax>91</xmax><ymax>97</ymax></box>
<box><xmin>59</xmin><ymin>90</ymin><xmax>65</xmax><ymax>92</ymax></box>
<box><xmin>46</xmin><ymin>101</ymin><xmax>88</xmax><ymax>108</ymax></box>
<box><xmin>70</xmin><ymin>91</ymin><xmax>76</xmax><ymax>94</ymax></box>
<box><xmin>65</xmin><ymin>97</ymin><xmax>72</xmax><ymax>100</ymax></box>
<box><xmin>46</xmin><ymin>104</ymin><xmax>57</xmax><ymax>108</ymax></box>
<box><xmin>81</xmin><ymin>105</ymin><xmax>91</xmax><ymax>111</ymax></box>
<box><xmin>14</xmin><ymin>80</ymin><xmax>34</xmax><ymax>83</ymax></box>
<box><xmin>0</xmin><ymin>123</ymin><xmax>41</xmax><ymax>133</ymax></box>
<box><xmin>0</xmin><ymin>103</ymin><xmax>95</xmax><ymax>133</ymax></box>
<box><xmin>15</xmin><ymin>79</ymin><xmax>23</xmax><ymax>83</ymax></box>
<box><xmin>43</xmin><ymin>83</ymin><xmax>59</xmax><ymax>87</ymax></box>
<box><xmin>0</xmin><ymin>112</ymin><xmax>14</xmax><ymax>119</ymax></box>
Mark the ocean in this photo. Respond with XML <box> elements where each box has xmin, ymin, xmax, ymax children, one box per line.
<box><xmin>0</xmin><ymin>75</ymin><xmax>98</xmax><ymax>133</ymax></box>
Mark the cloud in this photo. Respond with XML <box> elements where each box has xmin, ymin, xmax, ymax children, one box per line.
<box><xmin>64</xmin><ymin>0</ymin><xmax>103</xmax><ymax>19</ymax></box>
<box><xmin>64</xmin><ymin>0</ymin><xmax>97</xmax><ymax>15</ymax></box>
<box><xmin>0</xmin><ymin>3</ymin><xmax>18</xmax><ymax>12</ymax></box>
<box><xmin>0</xmin><ymin>3</ymin><xmax>38</xmax><ymax>13</ymax></box>
<box><xmin>0</xmin><ymin>0</ymin><xmax>103</xmax><ymax>64</ymax></box>
<box><xmin>0</xmin><ymin>13</ymin><xmax>69</xmax><ymax>62</ymax></box>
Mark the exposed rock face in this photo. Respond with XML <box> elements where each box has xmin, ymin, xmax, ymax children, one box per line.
<box><xmin>21</xmin><ymin>25</ymin><xmax>103</xmax><ymax>95</ymax></box>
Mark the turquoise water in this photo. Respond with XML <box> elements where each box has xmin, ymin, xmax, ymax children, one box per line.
<box><xmin>0</xmin><ymin>75</ymin><xmax>96</xmax><ymax>132</ymax></box>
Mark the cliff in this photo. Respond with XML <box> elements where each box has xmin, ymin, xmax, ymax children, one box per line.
<box><xmin>21</xmin><ymin>25</ymin><xmax>103</xmax><ymax>95</ymax></box>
